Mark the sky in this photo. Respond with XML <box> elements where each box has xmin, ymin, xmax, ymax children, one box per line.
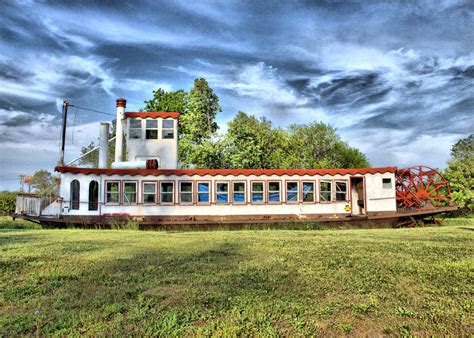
<box><xmin>1</xmin><ymin>0</ymin><xmax>473</xmax><ymax>191</ymax></box>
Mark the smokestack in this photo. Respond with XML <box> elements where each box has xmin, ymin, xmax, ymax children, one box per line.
<box><xmin>115</xmin><ymin>98</ymin><xmax>126</xmax><ymax>162</ymax></box>
<box><xmin>99</xmin><ymin>122</ymin><xmax>109</xmax><ymax>168</ymax></box>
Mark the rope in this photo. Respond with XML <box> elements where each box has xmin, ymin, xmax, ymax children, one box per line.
<box><xmin>68</xmin><ymin>104</ymin><xmax>115</xmax><ymax>117</ymax></box>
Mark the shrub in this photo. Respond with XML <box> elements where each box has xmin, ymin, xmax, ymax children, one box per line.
<box><xmin>0</xmin><ymin>191</ymin><xmax>16</xmax><ymax>215</ymax></box>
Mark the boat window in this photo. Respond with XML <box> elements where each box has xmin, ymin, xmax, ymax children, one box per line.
<box><xmin>88</xmin><ymin>180</ymin><xmax>99</xmax><ymax>211</ymax></box>
<box><xmin>106</xmin><ymin>181</ymin><xmax>119</xmax><ymax>204</ymax></box>
<box><xmin>146</xmin><ymin>119</ymin><xmax>158</xmax><ymax>139</ymax></box>
<box><xmin>123</xmin><ymin>182</ymin><xmax>137</xmax><ymax>204</ymax></box>
<box><xmin>233</xmin><ymin>182</ymin><xmax>246</xmax><ymax>203</ymax></box>
<box><xmin>303</xmin><ymin>182</ymin><xmax>315</xmax><ymax>202</ymax></box>
<box><xmin>160</xmin><ymin>182</ymin><xmax>174</xmax><ymax>204</ymax></box>
<box><xmin>143</xmin><ymin>182</ymin><xmax>156</xmax><ymax>204</ymax></box>
<box><xmin>251</xmin><ymin>182</ymin><xmax>264</xmax><ymax>203</ymax></box>
<box><xmin>383</xmin><ymin>178</ymin><xmax>392</xmax><ymax>189</ymax></box>
<box><xmin>70</xmin><ymin>179</ymin><xmax>80</xmax><ymax>210</ymax></box>
<box><xmin>335</xmin><ymin>181</ymin><xmax>347</xmax><ymax>201</ymax></box>
<box><xmin>268</xmin><ymin>181</ymin><xmax>281</xmax><ymax>203</ymax></box>
<box><xmin>129</xmin><ymin>119</ymin><xmax>142</xmax><ymax>139</ymax></box>
<box><xmin>286</xmin><ymin>182</ymin><xmax>298</xmax><ymax>203</ymax></box>
<box><xmin>162</xmin><ymin>119</ymin><xmax>174</xmax><ymax>139</ymax></box>
<box><xmin>180</xmin><ymin>181</ymin><xmax>193</xmax><ymax>204</ymax></box>
<box><xmin>216</xmin><ymin>182</ymin><xmax>229</xmax><ymax>203</ymax></box>
<box><xmin>319</xmin><ymin>181</ymin><xmax>332</xmax><ymax>202</ymax></box>
<box><xmin>197</xmin><ymin>182</ymin><xmax>210</xmax><ymax>203</ymax></box>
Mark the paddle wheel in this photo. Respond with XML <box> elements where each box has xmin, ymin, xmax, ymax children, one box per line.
<box><xmin>395</xmin><ymin>166</ymin><xmax>453</xmax><ymax>227</ymax></box>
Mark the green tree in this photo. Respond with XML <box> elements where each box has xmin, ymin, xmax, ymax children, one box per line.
<box><xmin>444</xmin><ymin>134</ymin><xmax>474</xmax><ymax>212</ymax></box>
<box><xmin>179</xmin><ymin>78</ymin><xmax>221</xmax><ymax>167</ymax></box>
<box><xmin>30</xmin><ymin>170</ymin><xmax>59</xmax><ymax>196</ymax></box>
<box><xmin>79</xmin><ymin>120</ymin><xmax>116</xmax><ymax>168</ymax></box>
<box><xmin>143</xmin><ymin>88</ymin><xmax>188</xmax><ymax>114</ymax></box>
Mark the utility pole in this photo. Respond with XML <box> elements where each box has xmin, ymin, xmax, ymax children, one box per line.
<box><xmin>59</xmin><ymin>100</ymin><xmax>69</xmax><ymax>165</ymax></box>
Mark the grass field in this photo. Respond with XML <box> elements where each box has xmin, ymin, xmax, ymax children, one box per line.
<box><xmin>1</xmin><ymin>218</ymin><xmax>473</xmax><ymax>335</ymax></box>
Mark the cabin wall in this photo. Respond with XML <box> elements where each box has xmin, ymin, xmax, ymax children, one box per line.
<box><xmin>59</xmin><ymin>172</ymin><xmax>397</xmax><ymax>218</ymax></box>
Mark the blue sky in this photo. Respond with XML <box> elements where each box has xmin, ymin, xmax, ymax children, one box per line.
<box><xmin>1</xmin><ymin>0</ymin><xmax>473</xmax><ymax>190</ymax></box>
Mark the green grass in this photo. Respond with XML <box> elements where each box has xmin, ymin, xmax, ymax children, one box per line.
<box><xmin>1</xmin><ymin>220</ymin><xmax>473</xmax><ymax>335</ymax></box>
<box><xmin>0</xmin><ymin>216</ymin><xmax>41</xmax><ymax>229</ymax></box>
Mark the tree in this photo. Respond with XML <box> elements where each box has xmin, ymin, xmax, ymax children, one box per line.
<box><xmin>179</xmin><ymin>78</ymin><xmax>221</xmax><ymax>167</ymax></box>
<box><xmin>143</xmin><ymin>88</ymin><xmax>188</xmax><ymax>114</ymax></box>
<box><xmin>29</xmin><ymin>170</ymin><xmax>59</xmax><ymax>196</ymax></box>
<box><xmin>444</xmin><ymin>134</ymin><xmax>474</xmax><ymax>212</ymax></box>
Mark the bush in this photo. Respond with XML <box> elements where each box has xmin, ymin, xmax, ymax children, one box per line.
<box><xmin>0</xmin><ymin>191</ymin><xmax>16</xmax><ymax>215</ymax></box>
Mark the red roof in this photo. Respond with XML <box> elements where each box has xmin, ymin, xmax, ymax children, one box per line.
<box><xmin>55</xmin><ymin>166</ymin><xmax>397</xmax><ymax>177</ymax></box>
<box><xmin>124</xmin><ymin>112</ymin><xmax>180</xmax><ymax>119</ymax></box>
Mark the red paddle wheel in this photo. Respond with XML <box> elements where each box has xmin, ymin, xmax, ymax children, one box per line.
<box><xmin>396</xmin><ymin>166</ymin><xmax>452</xmax><ymax>210</ymax></box>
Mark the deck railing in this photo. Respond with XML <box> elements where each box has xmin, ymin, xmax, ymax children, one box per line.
<box><xmin>15</xmin><ymin>193</ymin><xmax>58</xmax><ymax>217</ymax></box>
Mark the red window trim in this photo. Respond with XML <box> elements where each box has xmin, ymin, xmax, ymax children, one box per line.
<box><xmin>104</xmin><ymin>180</ymin><xmax>121</xmax><ymax>205</ymax></box>
<box><xmin>232</xmin><ymin>180</ymin><xmax>247</xmax><ymax>205</ymax></box>
<box><xmin>334</xmin><ymin>179</ymin><xmax>350</xmax><ymax>203</ymax></box>
<box><xmin>142</xmin><ymin>180</ymin><xmax>158</xmax><ymax>205</ymax></box>
<box><xmin>284</xmin><ymin>180</ymin><xmax>300</xmax><ymax>204</ymax></box>
<box><xmin>267</xmin><ymin>180</ymin><xmax>282</xmax><ymax>204</ymax></box>
<box><xmin>215</xmin><ymin>180</ymin><xmax>231</xmax><ymax>205</ymax></box>
<box><xmin>159</xmin><ymin>180</ymin><xmax>175</xmax><ymax>205</ymax></box>
<box><xmin>122</xmin><ymin>180</ymin><xmax>139</xmax><ymax>205</ymax></box>
<box><xmin>178</xmin><ymin>180</ymin><xmax>194</xmax><ymax>205</ymax></box>
<box><xmin>195</xmin><ymin>180</ymin><xmax>211</xmax><ymax>205</ymax></box>
<box><xmin>250</xmin><ymin>180</ymin><xmax>265</xmax><ymax>204</ymax></box>
<box><xmin>301</xmin><ymin>180</ymin><xmax>317</xmax><ymax>204</ymax></box>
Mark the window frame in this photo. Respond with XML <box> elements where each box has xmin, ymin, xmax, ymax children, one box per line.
<box><xmin>215</xmin><ymin>181</ymin><xmax>230</xmax><ymax>205</ymax></box>
<box><xmin>196</xmin><ymin>180</ymin><xmax>211</xmax><ymax>205</ymax></box>
<box><xmin>142</xmin><ymin>181</ymin><xmax>158</xmax><ymax>205</ymax></box>
<box><xmin>122</xmin><ymin>180</ymin><xmax>138</xmax><ymax>205</ymax></box>
<box><xmin>145</xmin><ymin>119</ymin><xmax>158</xmax><ymax>140</ymax></box>
<box><xmin>70</xmin><ymin>179</ymin><xmax>80</xmax><ymax>210</ymax></box>
<box><xmin>319</xmin><ymin>180</ymin><xmax>333</xmax><ymax>203</ymax></box>
<box><xmin>335</xmin><ymin>180</ymin><xmax>348</xmax><ymax>202</ymax></box>
<box><xmin>162</xmin><ymin>118</ymin><xmax>175</xmax><ymax>139</ymax></box>
<box><xmin>159</xmin><ymin>180</ymin><xmax>175</xmax><ymax>205</ymax></box>
<box><xmin>179</xmin><ymin>180</ymin><xmax>194</xmax><ymax>205</ymax></box>
<box><xmin>105</xmin><ymin>180</ymin><xmax>121</xmax><ymax>205</ymax></box>
<box><xmin>129</xmin><ymin>118</ymin><xmax>142</xmax><ymax>139</ymax></box>
<box><xmin>267</xmin><ymin>180</ymin><xmax>282</xmax><ymax>204</ymax></box>
<box><xmin>301</xmin><ymin>180</ymin><xmax>316</xmax><ymax>204</ymax></box>
<box><xmin>285</xmin><ymin>180</ymin><xmax>299</xmax><ymax>204</ymax></box>
<box><xmin>250</xmin><ymin>180</ymin><xmax>265</xmax><ymax>204</ymax></box>
<box><xmin>232</xmin><ymin>181</ymin><xmax>247</xmax><ymax>204</ymax></box>
<box><xmin>382</xmin><ymin>178</ymin><xmax>392</xmax><ymax>189</ymax></box>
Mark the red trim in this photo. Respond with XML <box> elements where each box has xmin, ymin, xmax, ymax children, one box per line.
<box><xmin>159</xmin><ymin>180</ymin><xmax>175</xmax><ymax>205</ymax></box>
<box><xmin>125</xmin><ymin>112</ymin><xmax>180</xmax><ymax>119</ymax></box>
<box><xmin>178</xmin><ymin>180</ymin><xmax>194</xmax><ymax>205</ymax></box>
<box><xmin>232</xmin><ymin>181</ymin><xmax>247</xmax><ymax>205</ymax></box>
<box><xmin>250</xmin><ymin>180</ymin><xmax>265</xmax><ymax>204</ymax></box>
<box><xmin>195</xmin><ymin>180</ymin><xmax>211</xmax><ymax>205</ymax></box>
<box><xmin>301</xmin><ymin>180</ymin><xmax>317</xmax><ymax>204</ymax></box>
<box><xmin>215</xmin><ymin>181</ymin><xmax>230</xmax><ymax>205</ymax></box>
<box><xmin>284</xmin><ymin>180</ymin><xmax>299</xmax><ymax>204</ymax></box>
<box><xmin>56</xmin><ymin>166</ymin><xmax>397</xmax><ymax>177</ymax></box>
<box><xmin>116</xmin><ymin>98</ymin><xmax>126</xmax><ymax>108</ymax></box>
<box><xmin>142</xmin><ymin>180</ymin><xmax>158</xmax><ymax>205</ymax></box>
<box><xmin>122</xmin><ymin>180</ymin><xmax>139</xmax><ymax>205</ymax></box>
<box><xmin>104</xmin><ymin>180</ymin><xmax>121</xmax><ymax>205</ymax></box>
<box><xmin>267</xmin><ymin>180</ymin><xmax>282</xmax><ymax>204</ymax></box>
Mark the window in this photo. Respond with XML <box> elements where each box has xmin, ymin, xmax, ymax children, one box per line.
<box><xmin>197</xmin><ymin>182</ymin><xmax>210</xmax><ymax>203</ymax></box>
<box><xmin>383</xmin><ymin>178</ymin><xmax>392</xmax><ymax>189</ymax></box>
<box><xmin>216</xmin><ymin>182</ymin><xmax>229</xmax><ymax>203</ymax></box>
<box><xmin>335</xmin><ymin>181</ymin><xmax>347</xmax><ymax>201</ymax></box>
<box><xmin>146</xmin><ymin>119</ymin><xmax>158</xmax><ymax>139</ymax></box>
<box><xmin>129</xmin><ymin>119</ymin><xmax>142</xmax><ymax>139</ymax></box>
<box><xmin>143</xmin><ymin>182</ymin><xmax>156</xmax><ymax>204</ymax></box>
<box><xmin>302</xmin><ymin>182</ymin><xmax>315</xmax><ymax>202</ymax></box>
<box><xmin>319</xmin><ymin>181</ymin><xmax>332</xmax><ymax>202</ymax></box>
<box><xmin>88</xmin><ymin>180</ymin><xmax>99</xmax><ymax>211</ymax></box>
<box><xmin>123</xmin><ymin>182</ymin><xmax>137</xmax><ymax>204</ymax></box>
<box><xmin>162</xmin><ymin>119</ymin><xmax>174</xmax><ymax>139</ymax></box>
<box><xmin>180</xmin><ymin>182</ymin><xmax>193</xmax><ymax>204</ymax></box>
<box><xmin>160</xmin><ymin>182</ymin><xmax>174</xmax><ymax>204</ymax></box>
<box><xmin>70</xmin><ymin>179</ymin><xmax>80</xmax><ymax>210</ymax></box>
<box><xmin>106</xmin><ymin>181</ymin><xmax>119</xmax><ymax>204</ymax></box>
<box><xmin>286</xmin><ymin>182</ymin><xmax>298</xmax><ymax>203</ymax></box>
<box><xmin>268</xmin><ymin>181</ymin><xmax>281</xmax><ymax>203</ymax></box>
<box><xmin>251</xmin><ymin>182</ymin><xmax>264</xmax><ymax>203</ymax></box>
<box><xmin>233</xmin><ymin>182</ymin><xmax>246</xmax><ymax>203</ymax></box>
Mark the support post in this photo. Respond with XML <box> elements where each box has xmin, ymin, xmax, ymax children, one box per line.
<box><xmin>59</xmin><ymin>100</ymin><xmax>69</xmax><ymax>165</ymax></box>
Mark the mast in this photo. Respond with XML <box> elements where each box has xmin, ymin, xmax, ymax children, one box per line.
<box><xmin>59</xmin><ymin>100</ymin><xmax>69</xmax><ymax>165</ymax></box>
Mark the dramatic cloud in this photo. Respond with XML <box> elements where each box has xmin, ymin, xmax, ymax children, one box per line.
<box><xmin>0</xmin><ymin>0</ymin><xmax>473</xmax><ymax>190</ymax></box>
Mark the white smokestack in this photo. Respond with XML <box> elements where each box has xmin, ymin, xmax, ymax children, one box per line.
<box><xmin>114</xmin><ymin>98</ymin><xmax>126</xmax><ymax>163</ymax></box>
<box><xmin>98</xmin><ymin>122</ymin><xmax>109</xmax><ymax>168</ymax></box>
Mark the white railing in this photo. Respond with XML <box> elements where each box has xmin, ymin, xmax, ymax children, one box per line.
<box><xmin>15</xmin><ymin>193</ymin><xmax>59</xmax><ymax>217</ymax></box>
